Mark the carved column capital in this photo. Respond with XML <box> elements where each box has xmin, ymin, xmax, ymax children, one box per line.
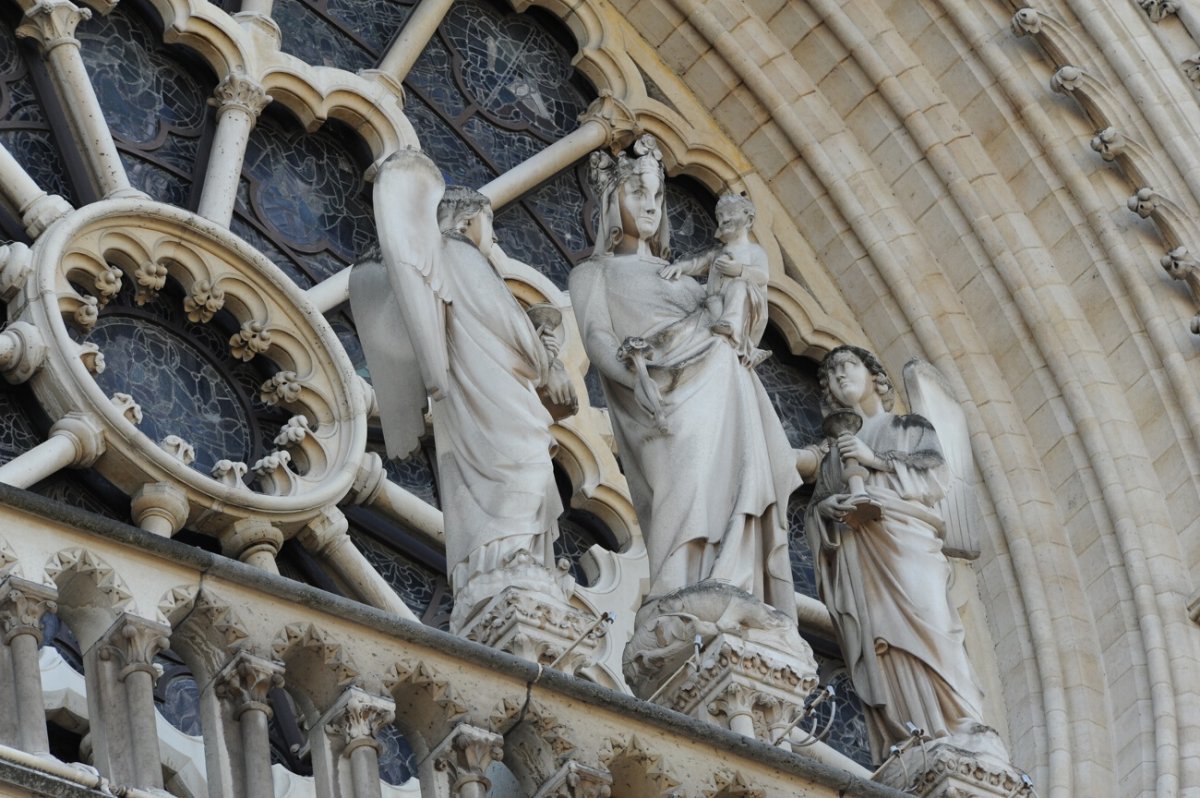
<box><xmin>16</xmin><ymin>0</ymin><xmax>91</xmax><ymax>53</ymax></box>
<box><xmin>209</xmin><ymin>68</ymin><xmax>273</xmax><ymax>120</ymax></box>
<box><xmin>706</xmin><ymin>682</ymin><xmax>757</xmax><ymax>722</ymax></box>
<box><xmin>323</xmin><ymin>686</ymin><xmax>396</xmax><ymax>755</ymax></box>
<box><xmin>434</xmin><ymin>724</ymin><xmax>505</xmax><ymax>793</ymax></box>
<box><xmin>95</xmin><ymin>614</ymin><xmax>170</xmax><ymax>682</ymax></box>
<box><xmin>214</xmin><ymin>650</ymin><xmax>285</xmax><ymax>718</ymax></box>
<box><xmin>579</xmin><ymin>90</ymin><xmax>638</xmax><ymax>148</ymax></box>
<box><xmin>533</xmin><ymin>761</ymin><xmax>613</xmax><ymax>798</ymax></box>
<box><xmin>0</xmin><ymin>576</ymin><xmax>57</xmax><ymax>644</ymax></box>
<box><xmin>297</xmin><ymin>505</ymin><xmax>351</xmax><ymax>557</ymax></box>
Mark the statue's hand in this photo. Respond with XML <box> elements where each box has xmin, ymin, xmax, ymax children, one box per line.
<box><xmin>837</xmin><ymin>432</ymin><xmax>879</xmax><ymax>468</ymax></box>
<box><xmin>544</xmin><ymin>360</ymin><xmax>578</xmax><ymax>412</ymax></box>
<box><xmin>818</xmin><ymin>493</ymin><xmax>857</xmax><ymax>520</ymax></box>
<box><xmin>658</xmin><ymin>263</ymin><xmax>683</xmax><ymax>280</ymax></box>
<box><xmin>634</xmin><ymin>373</ymin><xmax>663</xmax><ymax>415</ymax></box>
<box><xmin>714</xmin><ymin>255</ymin><xmax>742</xmax><ymax>277</ymax></box>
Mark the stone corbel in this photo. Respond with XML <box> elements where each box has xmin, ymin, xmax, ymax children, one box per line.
<box><xmin>220</xmin><ymin>518</ymin><xmax>284</xmax><ymax>573</ymax></box>
<box><xmin>130</xmin><ymin>482</ymin><xmax>190</xmax><ymax>537</ymax></box>
<box><xmin>198</xmin><ymin>69</ymin><xmax>272</xmax><ymax>227</ymax></box>
<box><xmin>260</xmin><ymin>370</ymin><xmax>303</xmax><ymax>406</ymax></box>
<box><xmin>133</xmin><ymin>260</ymin><xmax>168</xmax><ymax>305</ymax></box>
<box><xmin>433</xmin><ymin>724</ymin><xmax>505</xmax><ymax>798</ymax></box>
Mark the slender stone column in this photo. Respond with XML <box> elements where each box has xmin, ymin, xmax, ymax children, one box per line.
<box><xmin>214</xmin><ymin>651</ymin><xmax>285</xmax><ymax>798</ymax></box>
<box><xmin>374</xmin><ymin>0</ymin><xmax>456</xmax><ymax>86</ymax></box>
<box><xmin>85</xmin><ymin>613</ymin><xmax>171</xmax><ymax>788</ymax></box>
<box><xmin>0</xmin><ymin>142</ymin><xmax>72</xmax><ymax>237</ymax></box>
<box><xmin>197</xmin><ymin>70</ymin><xmax>272</xmax><ymax>227</ymax></box>
<box><xmin>17</xmin><ymin>0</ymin><xmax>137</xmax><ymax>198</ymax></box>
<box><xmin>0</xmin><ymin>577</ymin><xmax>58</xmax><ymax>754</ymax></box>
<box><xmin>351</xmin><ymin>452</ymin><xmax>445</xmax><ymax>543</ymax></box>
<box><xmin>431</xmin><ymin>725</ymin><xmax>504</xmax><ymax>798</ymax></box>
<box><xmin>0</xmin><ymin>412</ymin><xmax>105</xmax><ymax>489</ymax></box>
<box><xmin>479</xmin><ymin>92</ymin><xmax>638</xmax><ymax>210</ymax></box>
<box><xmin>321</xmin><ymin>687</ymin><xmax>395</xmax><ymax>798</ymax></box>
<box><xmin>298</xmin><ymin>507</ymin><xmax>418</xmax><ymax>620</ymax></box>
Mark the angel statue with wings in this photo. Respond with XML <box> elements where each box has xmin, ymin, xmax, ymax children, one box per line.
<box><xmin>350</xmin><ymin>148</ymin><xmax>577</xmax><ymax>632</ymax></box>
<box><xmin>803</xmin><ymin>345</ymin><xmax>986</xmax><ymax>762</ymax></box>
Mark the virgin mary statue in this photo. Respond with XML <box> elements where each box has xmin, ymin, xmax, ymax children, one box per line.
<box><xmin>569</xmin><ymin>136</ymin><xmax>801</xmax><ymax>621</ymax></box>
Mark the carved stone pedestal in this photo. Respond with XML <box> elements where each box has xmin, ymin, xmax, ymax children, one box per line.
<box><xmin>873</xmin><ymin>725</ymin><xmax>1033</xmax><ymax>798</ymax></box>
<box><xmin>457</xmin><ymin>581</ymin><xmax>606</xmax><ymax>675</ymax></box>
<box><xmin>623</xmin><ymin>582</ymin><xmax>818</xmax><ymax>744</ymax></box>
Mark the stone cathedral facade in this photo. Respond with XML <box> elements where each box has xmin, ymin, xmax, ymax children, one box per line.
<box><xmin>0</xmin><ymin>0</ymin><xmax>1195</xmax><ymax>794</ymax></box>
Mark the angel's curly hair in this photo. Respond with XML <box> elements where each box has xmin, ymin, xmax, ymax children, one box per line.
<box><xmin>437</xmin><ymin>186</ymin><xmax>491</xmax><ymax>236</ymax></box>
<box><xmin>817</xmin><ymin>345</ymin><xmax>895</xmax><ymax>413</ymax></box>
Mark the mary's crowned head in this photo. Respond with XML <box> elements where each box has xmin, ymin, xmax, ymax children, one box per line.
<box><xmin>589</xmin><ymin>134</ymin><xmax>672</xmax><ymax>259</ymax></box>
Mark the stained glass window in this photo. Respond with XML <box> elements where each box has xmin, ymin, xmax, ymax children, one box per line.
<box><xmin>77</xmin><ymin>6</ymin><xmax>213</xmax><ymax>206</ymax></box>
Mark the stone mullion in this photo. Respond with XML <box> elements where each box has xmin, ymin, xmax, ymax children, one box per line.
<box><xmin>479</xmin><ymin>93</ymin><xmax>638</xmax><ymax>211</ymax></box>
<box><xmin>197</xmin><ymin>70</ymin><xmax>272</xmax><ymax>228</ymax></box>
<box><xmin>0</xmin><ymin>141</ymin><xmax>72</xmax><ymax>238</ymax></box>
<box><xmin>373</xmin><ymin>0</ymin><xmax>456</xmax><ymax>88</ymax></box>
<box><xmin>17</xmin><ymin>0</ymin><xmax>137</xmax><ymax>199</ymax></box>
<box><xmin>0</xmin><ymin>577</ymin><xmax>58</xmax><ymax>754</ymax></box>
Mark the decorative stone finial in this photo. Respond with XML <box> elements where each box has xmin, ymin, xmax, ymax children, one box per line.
<box><xmin>230</xmin><ymin>320</ymin><xmax>271</xmax><ymax>361</ymax></box>
<box><xmin>160</xmin><ymin>435</ymin><xmax>196</xmax><ymax>466</ymax></box>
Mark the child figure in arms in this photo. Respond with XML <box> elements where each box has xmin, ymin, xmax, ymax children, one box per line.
<box><xmin>659</xmin><ymin>193</ymin><xmax>771</xmax><ymax>367</ymax></box>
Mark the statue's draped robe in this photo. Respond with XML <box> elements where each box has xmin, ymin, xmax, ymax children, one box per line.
<box><xmin>805</xmin><ymin>412</ymin><xmax>984</xmax><ymax>757</ymax></box>
<box><xmin>352</xmin><ymin>236</ymin><xmax>561</xmax><ymax>592</ymax></box>
<box><xmin>570</xmin><ymin>254</ymin><xmax>799</xmax><ymax>619</ymax></box>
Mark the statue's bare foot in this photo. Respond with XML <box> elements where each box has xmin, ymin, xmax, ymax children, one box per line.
<box><xmin>710</xmin><ymin>320</ymin><xmax>734</xmax><ymax>337</ymax></box>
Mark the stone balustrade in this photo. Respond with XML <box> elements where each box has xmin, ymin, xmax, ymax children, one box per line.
<box><xmin>0</xmin><ymin>483</ymin><xmax>904</xmax><ymax>798</ymax></box>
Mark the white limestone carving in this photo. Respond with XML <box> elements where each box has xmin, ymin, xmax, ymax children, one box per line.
<box><xmin>133</xmin><ymin>260</ymin><xmax>168</xmax><ymax>305</ymax></box>
<box><xmin>4</xmin><ymin>200</ymin><xmax>366</xmax><ymax>537</ymax></box>
<box><xmin>432</xmin><ymin>724</ymin><xmax>505</xmax><ymax>798</ymax></box>
<box><xmin>73</xmin><ymin>294</ymin><xmax>98</xmax><ymax>331</ymax></box>
<box><xmin>353</xmin><ymin>149</ymin><xmax>582</xmax><ymax>635</ymax></box>
<box><xmin>1137</xmin><ymin>0</ymin><xmax>1178</xmax><ymax>22</ymax></box>
<box><xmin>0</xmin><ymin>320</ymin><xmax>47</xmax><ymax>384</ymax></box>
<box><xmin>570</xmin><ymin>136</ymin><xmax>801</xmax><ymax>697</ymax></box>
<box><xmin>43</xmin><ymin>548</ymin><xmax>133</xmax><ymax>610</ymax></box>
<box><xmin>183</xmin><ymin>279</ymin><xmax>225</xmax><ymax>323</ymax></box>
<box><xmin>597</xmin><ymin>735</ymin><xmax>681</xmax><ymax>797</ymax></box>
<box><xmin>1090</xmin><ymin>126</ymin><xmax>1124</xmax><ymax>162</ymax></box>
<box><xmin>873</xmin><ymin>724</ymin><xmax>1033</xmax><ymax>797</ymax></box>
<box><xmin>159</xmin><ymin>435</ymin><xmax>196</xmax><ymax>466</ymax></box>
<box><xmin>259</xmin><ymin>370</ymin><xmax>303</xmax><ymax>406</ymax></box>
<box><xmin>211</xmin><ymin>459</ymin><xmax>249</xmax><ymax>487</ymax></box>
<box><xmin>0</xmin><ymin>242</ymin><xmax>32</xmax><ymax>302</ymax></box>
<box><xmin>131</xmin><ymin>482</ymin><xmax>191</xmax><ymax>537</ymax></box>
<box><xmin>109</xmin><ymin>393</ymin><xmax>142</xmax><ymax>425</ymax></box>
<box><xmin>229</xmin><ymin>319</ymin><xmax>272</xmax><ymax>361</ymax></box>
<box><xmin>804</xmin><ymin>346</ymin><xmax>986</xmax><ymax>762</ymax></box>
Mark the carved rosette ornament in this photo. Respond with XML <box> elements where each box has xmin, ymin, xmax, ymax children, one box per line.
<box><xmin>1</xmin><ymin>199</ymin><xmax>367</xmax><ymax>539</ymax></box>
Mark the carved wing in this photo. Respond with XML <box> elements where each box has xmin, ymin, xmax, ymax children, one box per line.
<box><xmin>902</xmin><ymin>358</ymin><xmax>982</xmax><ymax>559</ymax></box>
<box><xmin>349</xmin><ymin>150</ymin><xmax>451</xmax><ymax>459</ymax></box>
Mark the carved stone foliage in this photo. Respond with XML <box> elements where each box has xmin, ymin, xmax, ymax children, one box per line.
<box><xmin>433</xmin><ymin>724</ymin><xmax>505</xmax><ymax>793</ymax></box>
<box><xmin>460</xmin><ymin>585</ymin><xmax>605</xmax><ymax>674</ymax></box>
<box><xmin>209</xmin><ymin>69</ymin><xmax>272</xmax><ymax>119</ymax></box>
<box><xmin>96</xmin><ymin>614</ymin><xmax>171</xmax><ymax>681</ymax></box>
<box><xmin>0</xmin><ymin>577</ymin><xmax>57</xmax><ymax>642</ymax></box>
<box><xmin>12</xmin><ymin>201</ymin><xmax>367</xmax><ymax>537</ymax></box>
<box><xmin>323</xmin><ymin>686</ymin><xmax>395</xmax><ymax>752</ymax></box>
<box><xmin>215</xmin><ymin>652</ymin><xmax>285</xmax><ymax>717</ymax></box>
